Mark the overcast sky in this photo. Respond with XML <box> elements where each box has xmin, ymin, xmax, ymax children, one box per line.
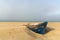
<box><xmin>0</xmin><ymin>0</ymin><xmax>60</xmax><ymax>22</ymax></box>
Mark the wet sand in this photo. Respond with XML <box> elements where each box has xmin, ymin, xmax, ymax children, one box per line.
<box><xmin>0</xmin><ymin>22</ymin><xmax>59</xmax><ymax>40</ymax></box>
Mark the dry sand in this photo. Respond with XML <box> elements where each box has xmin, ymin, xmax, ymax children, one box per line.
<box><xmin>0</xmin><ymin>22</ymin><xmax>59</xmax><ymax>40</ymax></box>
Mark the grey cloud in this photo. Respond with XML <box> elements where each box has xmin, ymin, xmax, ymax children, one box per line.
<box><xmin>0</xmin><ymin>0</ymin><xmax>60</xmax><ymax>21</ymax></box>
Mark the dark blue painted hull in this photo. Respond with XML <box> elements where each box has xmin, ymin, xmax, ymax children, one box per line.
<box><xmin>28</xmin><ymin>22</ymin><xmax>48</xmax><ymax>34</ymax></box>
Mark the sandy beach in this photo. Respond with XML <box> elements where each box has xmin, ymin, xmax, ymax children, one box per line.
<box><xmin>0</xmin><ymin>22</ymin><xmax>59</xmax><ymax>40</ymax></box>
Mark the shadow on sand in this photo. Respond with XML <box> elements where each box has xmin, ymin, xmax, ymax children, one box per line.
<box><xmin>45</xmin><ymin>27</ymin><xmax>55</xmax><ymax>34</ymax></box>
<box><xmin>24</xmin><ymin>26</ymin><xmax>55</xmax><ymax>40</ymax></box>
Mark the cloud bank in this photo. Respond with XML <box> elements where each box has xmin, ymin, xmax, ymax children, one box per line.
<box><xmin>0</xmin><ymin>0</ymin><xmax>60</xmax><ymax>21</ymax></box>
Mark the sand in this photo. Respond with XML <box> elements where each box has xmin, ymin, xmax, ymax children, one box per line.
<box><xmin>0</xmin><ymin>22</ymin><xmax>59</xmax><ymax>40</ymax></box>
